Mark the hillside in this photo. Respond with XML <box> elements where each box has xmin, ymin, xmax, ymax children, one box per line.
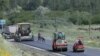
<box><xmin>0</xmin><ymin>0</ymin><xmax>100</xmax><ymax>25</ymax></box>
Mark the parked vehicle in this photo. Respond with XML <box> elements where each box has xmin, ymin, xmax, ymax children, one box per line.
<box><xmin>2</xmin><ymin>26</ymin><xmax>13</xmax><ymax>39</ymax></box>
<box><xmin>52</xmin><ymin>32</ymin><xmax>68</xmax><ymax>51</ymax></box>
<box><xmin>14</xmin><ymin>23</ymin><xmax>34</xmax><ymax>42</ymax></box>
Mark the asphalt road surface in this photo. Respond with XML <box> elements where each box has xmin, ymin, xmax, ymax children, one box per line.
<box><xmin>16</xmin><ymin>37</ymin><xmax>100</xmax><ymax>56</ymax></box>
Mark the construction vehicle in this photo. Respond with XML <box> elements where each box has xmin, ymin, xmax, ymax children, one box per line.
<box><xmin>73</xmin><ymin>39</ymin><xmax>84</xmax><ymax>52</ymax></box>
<box><xmin>14</xmin><ymin>23</ymin><xmax>34</xmax><ymax>42</ymax></box>
<box><xmin>52</xmin><ymin>32</ymin><xmax>68</xmax><ymax>51</ymax></box>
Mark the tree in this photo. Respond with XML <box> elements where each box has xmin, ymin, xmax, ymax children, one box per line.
<box><xmin>0</xmin><ymin>0</ymin><xmax>10</xmax><ymax>19</ymax></box>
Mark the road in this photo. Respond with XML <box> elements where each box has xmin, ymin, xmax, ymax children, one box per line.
<box><xmin>12</xmin><ymin>37</ymin><xmax>100</xmax><ymax>56</ymax></box>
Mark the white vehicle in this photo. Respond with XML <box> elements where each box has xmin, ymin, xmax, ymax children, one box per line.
<box><xmin>14</xmin><ymin>23</ymin><xmax>34</xmax><ymax>42</ymax></box>
<box><xmin>2</xmin><ymin>25</ymin><xmax>17</xmax><ymax>39</ymax></box>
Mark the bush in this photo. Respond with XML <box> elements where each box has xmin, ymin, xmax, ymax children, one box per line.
<box><xmin>92</xmin><ymin>14</ymin><xmax>100</xmax><ymax>24</ymax></box>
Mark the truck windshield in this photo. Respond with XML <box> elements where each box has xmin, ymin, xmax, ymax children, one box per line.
<box><xmin>20</xmin><ymin>24</ymin><xmax>30</xmax><ymax>30</ymax></box>
<box><xmin>54</xmin><ymin>32</ymin><xmax>65</xmax><ymax>39</ymax></box>
<box><xmin>57</xmin><ymin>33</ymin><xmax>65</xmax><ymax>39</ymax></box>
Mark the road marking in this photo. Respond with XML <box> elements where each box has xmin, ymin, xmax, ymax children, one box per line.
<box><xmin>20</xmin><ymin>43</ymin><xmax>66</xmax><ymax>56</ymax></box>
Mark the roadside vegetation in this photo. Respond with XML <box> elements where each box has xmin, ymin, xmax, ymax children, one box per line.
<box><xmin>0</xmin><ymin>34</ymin><xmax>36</xmax><ymax>56</ymax></box>
<box><xmin>0</xmin><ymin>34</ymin><xmax>21</xmax><ymax>56</ymax></box>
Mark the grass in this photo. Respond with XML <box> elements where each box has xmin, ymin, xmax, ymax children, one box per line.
<box><xmin>0</xmin><ymin>34</ymin><xmax>35</xmax><ymax>56</ymax></box>
<box><xmin>0</xmin><ymin>48</ymin><xmax>11</xmax><ymax>56</ymax></box>
<box><xmin>32</xmin><ymin>24</ymin><xmax>100</xmax><ymax>48</ymax></box>
<box><xmin>0</xmin><ymin>34</ymin><xmax>22</xmax><ymax>56</ymax></box>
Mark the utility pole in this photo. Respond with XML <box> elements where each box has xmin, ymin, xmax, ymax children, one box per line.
<box><xmin>89</xmin><ymin>19</ymin><xmax>91</xmax><ymax>38</ymax></box>
<box><xmin>89</xmin><ymin>0</ymin><xmax>93</xmax><ymax>38</ymax></box>
<box><xmin>89</xmin><ymin>2</ymin><xmax>94</xmax><ymax>38</ymax></box>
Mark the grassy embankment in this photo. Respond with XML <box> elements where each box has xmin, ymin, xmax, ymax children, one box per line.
<box><xmin>0</xmin><ymin>34</ymin><xmax>22</xmax><ymax>56</ymax></box>
<box><xmin>0</xmin><ymin>34</ymin><xmax>33</xmax><ymax>56</ymax></box>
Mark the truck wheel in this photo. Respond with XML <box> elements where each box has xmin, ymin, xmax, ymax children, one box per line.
<box><xmin>18</xmin><ymin>34</ymin><xmax>21</xmax><ymax>42</ymax></box>
<box><xmin>29</xmin><ymin>33</ymin><xmax>34</xmax><ymax>41</ymax></box>
<box><xmin>63</xmin><ymin>48</ymin><xmax>68</xmax><ymax>51</ymax></box>
<box><xmin>14</xmin><ymin>38</ymin><xmax>18</xmax><ymax>42</ymax></box>
<box><xmin>81</xmin><ymin>50</ymin><xmax>84</xmax><ymax>52</ymax></box>
<box><xmin>53</xmin><ymin>47</ymin><xmax>57</xmax><ymax>51</ymax></box>
<box><xmin>14</xmin><ymin>36</ymin><xmax>18</xmax><ymax>42</ymax></box>
<box><xmin>14</xmin><ymin>35</ymin><xmax>21</xmax><ymax>42</ymax></box>
<box><xmin>73</xmin><ymin>48</ymin><xmax>76</xmax><ymax>52</ymax></box>
<box><xmin>53</xmin><ymin>48</ymin><xmax>56</xmax><ymax>51</ymax></box>
<box><xmin>17</xmin><ymin>37</ymin><xmax>21</xmax><ymax>42</ymax></box>
<box><xmin>14</xmin><ymin>37</ymin><xmax>21</xmax><ymax>42</ymax></box>
<box><xmin>31</xmin><ymin>35</ymin><xmax>34</xmax><ymax>41</ymax></box>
